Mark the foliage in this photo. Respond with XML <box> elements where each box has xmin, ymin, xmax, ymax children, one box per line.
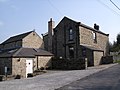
<box><xmin>52</xmin><ymin>57</ymin><xmax>85</xmax><ymax>70</ymax></box>
<box><xmin>117</xmin><ymin>33</ymin><xmax>120</xmax><ymax>44</ymax></box>
<box><xmin>114</xmin><ymin>60</ymin><xmax>120</xmax><ymax>64</ymax></box>
<box><xmin>109</xmin><ymin>33</ymin><xmax>120</xmax><ymax>52</ymax></box>
<box><xmin>14</xmin><ymin>75</ymin><xmax>21</xmax><ymax>79</ymax></box>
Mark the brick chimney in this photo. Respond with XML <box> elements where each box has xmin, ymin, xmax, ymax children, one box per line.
<box><xmin>48</xmin><ymin>18</ymin><xmax>55</xmax><ymax>53</ymax></box>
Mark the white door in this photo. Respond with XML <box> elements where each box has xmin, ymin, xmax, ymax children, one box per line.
<box><xmin>26</xmin><ymin>59</ymin><xmax>33</xmax><ymax>77</ymax></box>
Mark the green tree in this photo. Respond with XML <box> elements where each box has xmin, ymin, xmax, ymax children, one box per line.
<box><xmin>109</xmin><ymin>33</ymin><xmax>120</xmax><ymax>52</ymax></box>
<box><xmin>117</xmin><ymin>33</ymin><xmax>120</xmax><ymax>45</ymax></box>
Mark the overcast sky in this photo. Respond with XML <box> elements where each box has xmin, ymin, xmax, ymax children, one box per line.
<box><xmin>0</xmin><ymin>0</ymin><xmax>120</xmax><ymax>43</ymax></box>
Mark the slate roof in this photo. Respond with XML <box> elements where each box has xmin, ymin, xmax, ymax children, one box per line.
<box><xmin>80</xmin><ymin>44</ymin><xmax>103</xmax><ymax>52</ymax></box>
<box><xmin>1</xmin><ymin>31</ymin><xmax>33</xmax><ymax>44</ymax></box>
<box><xmin>0</xmin><ymin>48</ymin><xmax>18</xmax><ymax>57</ymax></box>
<box><xmin>34</xmin><ymin>48</ymin><xmax>54</xmax><ymax>56</ymax></box>
<box><xmin>0</xmin><ymin>48</ymin><xmax>53</xmax><ymax>58</ymax></box>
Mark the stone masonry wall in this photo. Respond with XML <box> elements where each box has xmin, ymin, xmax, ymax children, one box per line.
<box><xmin>23</xmin><ymin>32</ymin><xmax>44</xmax><ymax>49</ymax></box>
<box><xmin>79</xmin><ymin>26</ymin><xmax>109</xmax><ymax>56</ymax></box>
<box><xmin>43</xmin><ymin>35</ymin><xmax>48</xmax><ymax>51</ymax></box>
<box><xmin>94</xmin><ymin>51</ymin><xmax>103</xmax><ymax>66</ymax></box>
<box><xmin>0</xmin><ymin>58</ymin><xmax>12</xmax><ymax>75</ymax></box>
<box><xmin>37</xmin><ymin>56</ymin><xmax>52</xmax><ymax>69</ymax></box>
<box><xmin>53</xmin><ymin>17</ymin><xmax>79</xmax><ymax>59</ymax></box>
<box><xmin>12</xmin><ymin>58</ymin><xmax>27</xmax><ymax>78</ymax></box>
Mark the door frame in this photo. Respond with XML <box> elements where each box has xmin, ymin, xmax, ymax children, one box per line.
<box><xmin>26</xmin><ymin>59</ymin><xmax>33</xmax><ymax>78</ymax></box>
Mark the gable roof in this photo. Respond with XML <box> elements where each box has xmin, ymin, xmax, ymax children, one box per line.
<box><xmin>54</xmin><ymin>16</ymin><xmax>78</xmax><ymax>30</ymax></box>
<box><xmin>0</xmin><ymin>47</ymin><xmax>53</xmax><ymax>58</ymax></box>
<box><xmin>55</xmin><ymin>16</ymin><xmax>109</xmax><ymax>36</ymax></box>
<box><xmin>79</xmin><ymin>23</ymin><xmax>109</xmax><ymax>36</ymax></box>
<box><xmin>1</xmin><ymin>31</ymin><xmax>33</xmax><ymax>44</ymax></box>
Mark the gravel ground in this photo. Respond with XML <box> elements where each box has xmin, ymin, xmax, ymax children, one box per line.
<box><xmin>0</xmin><ymin>63</ymin><xmax>117</xmax><ymax>90</ymax></box>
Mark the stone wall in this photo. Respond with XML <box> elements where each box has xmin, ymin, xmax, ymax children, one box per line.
<box><xmin>37</xmin><ymin>56</ymin><xmax>52</xmax><ymax>69</ymax></box>
<box><xmin>1</xmin><ymin>31</ymin><xmax>44</xmax><ymax>50</ymax></box>
<box><xmin>23</xmin><ymin>32</ymin><xmax>44</xmax><ymax>49</ymax></box>
<box><xmin>43</xmin><ymin>35</ymin><xmax>48</xmax><ymax>51</ymax></box>
<box><xmin>0</xmin><ymin>58</ymin><xmax>12</xmax><ymax>75</ymax></box>
<box><xmin>53</xmin><ymin>17</ymin><xmax>79</xmax><ymax>59</ymax></box>
<box><xmin>12</xmin><ymin>58</ymin><xmax>27</xmax><ymax>78</ymax></box>
<box><xmin>79</xmin><ymin>26</ymin><xmax>109</xmax><ymax>56</ymax></box>
<box><xmin>0</xmin><ymin>56</ymin><xmax>52</xmax><ymax>78</ymax></box>
<box><xmin>94</xmin><ymin>51</ymin><xmax>103</xmax><ymax>66</ymax></box>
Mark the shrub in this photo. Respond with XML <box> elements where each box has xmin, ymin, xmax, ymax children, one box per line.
<box><xmin>40</xmin><ymin>67</ymin><xmax>44</xmax><ymax>70</ymax></box>
<box><xmin>27</xmin><ymin>73</ymin><xmax>33</xmax><ymax>78</ymax></box>
<box><xmin>52</xmin><ymin>57</ymin><xmax>85</xmax><ymax>70</ymax></box>
<box><xmin>15</xmin><ymin>75</ymin><xmax>21</xmax><ymax>79</ymax></box>
<box><xmin>0</xmin><ymin>76</ymin><xmax>3</xmax><ymax>81</ymax></box>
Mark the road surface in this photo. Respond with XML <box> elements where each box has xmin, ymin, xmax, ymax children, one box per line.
<box><xmin>57</xmin><ymin>64</ymin><xmax>120</xmax><ymax>90</ymax></box>
<box><xmin>0</xmin><ymin>64</ymin><xmax>116</xmax><ymax>90</ymax></box>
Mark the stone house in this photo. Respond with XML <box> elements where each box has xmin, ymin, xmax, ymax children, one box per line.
<box><xmin>0</xmin><ymin>31</ymin><xmax>53</xmax><ymax>78</ymax></box>
<box><xmin>43</xmin><ymin>17</ymin><xmax>109</xmax><ymax>67</ymax></box>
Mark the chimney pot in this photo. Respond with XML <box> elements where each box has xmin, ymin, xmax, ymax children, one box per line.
<box><xmin>94</xmin><ymin>23</ymin><xmax>99</xmax><ymax>30</ymax></box>
<box><xmin>50</xmin><ymin>18</ymin><xmax>52</xmax><ymax>21</ymax></box>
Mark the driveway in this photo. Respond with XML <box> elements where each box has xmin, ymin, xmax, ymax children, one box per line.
<box><xmin>0</xmin><ymin>64</ymin><xmax>117</xmax><ymax>90</ymax></box>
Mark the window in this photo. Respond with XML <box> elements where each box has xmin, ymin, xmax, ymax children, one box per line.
<box><xmin>69</xmin><ymin>46</ymin><xmax>74</xmax><ymax>58</ymax></box>
<box><xmin>82</xmin><ymin>48</ymin><xmax>86</xmax><ymax>57</ymax></box>
<box><xmin>92</xmin><ymin>31</ymin><xmax>97</xmax><ymax>43</ymax></box>
<box><xmin>69</xmin><ymin>29</ymin><xmax>73</xmax><ymax>40</ymax></box>
<box><xmin>17</xmin><ymin>59</ymin><xmax>20</xmax><ymax>62</ymax></box>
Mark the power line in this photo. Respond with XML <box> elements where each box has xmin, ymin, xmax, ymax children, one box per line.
<box><xmin>47</xmin><ymin>0</ymin><xmax>63</xmax><ymax>16</ymax></box>
<box><xmin>110</xmin><ymin>0</ymin><xmax>120</xmax><ymax>11</ymax></box>
<box><xmin>97</xmin><ymin>0</ymin><xmax>120</xmax><ymax>17</ymax></box>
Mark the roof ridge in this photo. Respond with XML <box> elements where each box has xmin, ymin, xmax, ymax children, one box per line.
<box><xmin>9</xmin><ymin>31</ymin><xmax>33</xmax><ymax>39</ymax></box>
<box><xmin>1</xmin><ymin>31</ymin><xmax>34</xmax><ymax>44</ymax></box>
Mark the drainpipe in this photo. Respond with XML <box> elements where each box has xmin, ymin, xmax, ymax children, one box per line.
<box><xmin>37</xmin><ymin>56</ymin><xmax>38</xmax><ymax>70</ymax></box>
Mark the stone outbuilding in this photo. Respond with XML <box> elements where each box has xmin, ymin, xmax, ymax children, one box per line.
<box><xmin>0</xmin><ymin>31</ymin><xmax>53</xmax><ymax>78</ymax></box>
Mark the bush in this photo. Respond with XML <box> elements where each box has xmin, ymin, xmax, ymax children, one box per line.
<box><xmin>52</xmin><ymin>57</ymin><xmax>85</xmax><ymax>70</ymax></box>
<box><xmin>114</xmin><ymin>60</ymin><xmax>120</xmax><ymax>63</ymax></box>
<box><xmin>27</xmin><ymin>73</ymin><xmax>33</xmax><ymax>78</ymax></box>
<box><xmin>15</xmin><ymin>75</ymin><xmax>21</xmax><ymax>79</ymax></box>
<box><xmin>40</xmin><ymin>67</ymin><xmax>44</xmax><ymax>70</ymax></box>
<box><xmin>101</xmin><ymin>56</ymin><xmax>113</xmax><ymax>64</ymax></box>
<box><xmin>0</xmin><ymin>76</ymin><xmax>3</xmax><ymax>81</ymax></box>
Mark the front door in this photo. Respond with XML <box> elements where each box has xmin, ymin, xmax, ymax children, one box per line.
<box><xmin>26</xmin><ymin>59</ymin><xmax>33</xmax><ymax>77</ymax></box>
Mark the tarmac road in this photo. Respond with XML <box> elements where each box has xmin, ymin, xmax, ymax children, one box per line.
<box><xmin>0</xmin><ymin>64</ymin><xmax>117</xmax><ymax>90</ymax></box>
<box><xmin>57</xmin><ymin>64</ymin><xmax>120</xmax><ymax>90</ymax></box>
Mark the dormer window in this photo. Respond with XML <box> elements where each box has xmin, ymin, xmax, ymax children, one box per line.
<box><xmin>69</xmin><ymin>29</ymin><xmax>73</xmax><ymax>40</ymax></box>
